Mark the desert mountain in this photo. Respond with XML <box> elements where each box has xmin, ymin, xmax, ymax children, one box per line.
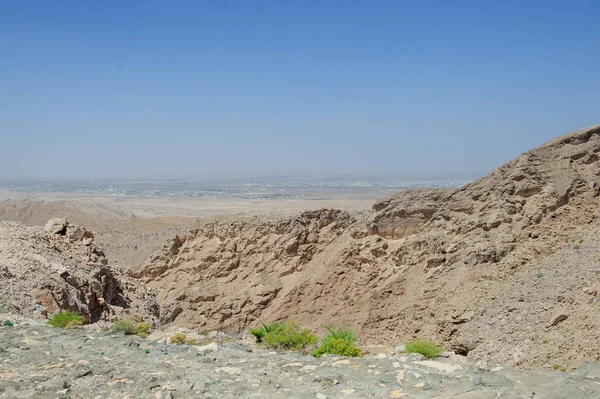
<box><xmin>133</xmin><ymin>124</ymin><xmax>600</xmax><ymax>368</ymax></box>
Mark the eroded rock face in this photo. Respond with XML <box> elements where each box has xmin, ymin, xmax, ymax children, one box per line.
<box><xmin>0</xmin><ymin>220</ymin><xmax>158</xmax><ymax>323</ymax></box>
<box><xmin>135</xmin><ymin>124</ymin><xmax>600</xmax><ymax>369</ymax></box>
<box><xmin>132</xmin><ymin>209</ymin><xmax>354</xmax><ymax>330</ymax></box>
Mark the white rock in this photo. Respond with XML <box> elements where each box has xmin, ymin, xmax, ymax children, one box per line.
<box><xmin>216</xmin><ymin>366</ymin><xmax>242</xmax><ymax>375</ymax></box>
<box><xmin>413</xmin><ymin>360</ymin><xmax>463</xmax><ymax>373</ymax></box>
<box><xmin>44</xmin><ymin>218</ymin><xmax>67</xmax><ymax>234</ymax></box>
<box><xmin>195</xmin><ymin>342</ymin><xmax>219</xmax><ymax>353</ymax></box>
<box><xmin>331</xmin><ymin>359</ymin><xmax>350</xmax><ymax>366</ymax></box>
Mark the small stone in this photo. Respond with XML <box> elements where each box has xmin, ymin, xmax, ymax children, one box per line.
<box><xmin>397</xmin><ymin>353</ymin><xmax>425</xmax><ymax>362</ymax></box>
<box><xmin>389</xmin><ymin>389</ymin><xmax>406</xmax><ymax>398</ymax></box>
<box><xmin>195</xmin><ymin>342</ymin><xmax>219</xmax><ymax>354</ymax></box>
<box><xmin>331</xmin><ymin>359</ymin><xmax>350</xmax><ymax>366</ymax></box>
<box><xmin>396</xmin><ymin>370</ymin><xmax>405</xmax><ymax>384</ymax></box>
<box><xmin>316</xmin><ymin>393</ymin><xmax>327</xmax><ymax>399</ymax></box>
<box><xmin>548</xmin><ymin>313</ymin><xmax>569</xmax><ymax>327</ymax></box>
<box><xmin>107</xmin><ymin>378</ymin><xmax>134</xmax><ymax>386</ymax></box>
<box><xmin>300</xmin><ymin>365</ymin><xmax>318</xmax><ymax>372</ymax></box>
<box><xmin>395</xmin><ymin>344</ymin><xmax>406</xmax><ymax>352</ymax></box>
<box><xmin>216</xmin><ymin>366</ymin><xmax>242</xmax><ymax>375</ymax></box>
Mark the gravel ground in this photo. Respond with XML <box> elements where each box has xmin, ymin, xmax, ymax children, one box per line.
<box><xmin>2</xmin><ymin>318</ymin><xmax>600</xmax><ymax>398</ymax></box>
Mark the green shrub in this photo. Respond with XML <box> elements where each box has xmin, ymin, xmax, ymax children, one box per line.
<box><xmin>553</xmin><ymin>364</ymin><xmax>566</xmax><ymax>372</ymax></box>
<box><xmin>113</xmin><ymin>319</ymin><xmax>137</xmax><ymax>335</ymax></box>
<box><xmin>113</xmin><ymin>319</ymin><xmax>152</xmax><ymax>337</ymax></box>
<box><xmin>312</xmin><ymin>338</ymin><xmax>362</xmax><ymax>358</ymax></box>
<box><xmin>405</xmin><ymin>339</ymin><xmax>444</xmax><ymax>359</ymax></box>
<box><xmin>311</xmin><ymin>327</ymin><xmax>362</xmax><ymax>358</ymax></box>
<box><xmin>250</xmin><ymin>322</ymin><xmax>282</xmax><ymax>343</ymax></box>
<box><xmin>250</xmin><ymin>321</ymin><xmax>317</xmax><ymax>350</ymax></box>
<box><xmin>47</xmin><ymin>311</ymin><xmax>85</xmax><ymax>329</ymax></box>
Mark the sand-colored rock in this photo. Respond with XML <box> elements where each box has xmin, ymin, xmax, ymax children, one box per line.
<box><xmin>0</xmin><ymin>219</ymin><xmax>157</xmax><ymax>322</ymax></box>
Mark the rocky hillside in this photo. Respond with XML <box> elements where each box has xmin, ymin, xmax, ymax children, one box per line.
<box><xmin>0</xmin><ymin>218</ymin><xmax>157</xmax><ymax>323</ymax></box>
<box><xmin>133</xmin><ymin>124</ymin><xmax>600</xmax><ymax>369</ymax></box>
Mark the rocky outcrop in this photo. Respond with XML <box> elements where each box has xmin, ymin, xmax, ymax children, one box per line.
<box><xmin>135</xmin><ymin>124</ymin><xmax>600</xmax><ymax>369</ymax></box>
<box><xmin>0</xmin><ymin>220</ymin><xmax>157</xmax><ymax>323</ymax></box>
<box><xmin>132</xmin><ymin>209</ymin><xmax>354</xmax><ymax>329</ymax></box>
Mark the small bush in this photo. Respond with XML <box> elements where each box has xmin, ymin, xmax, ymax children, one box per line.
<box><xmin>250</xmin><ymin>322</ymin><xmax>282</xmax><ymax>343</ymax></box>
<box><xmin>113</xmin><ymin>319</ymin><xmax>137</xmax><ymax>335</ymax></box>
<box><xmin>250</xmin><ymin>321</ymin><xmax>317</xmax><ymax>351</ymax></box>
<box><xmin>113</xmin><ymin>319</ymin><xmax>152</xmax><ymax>337</ymax></box>
<box><xmin>136</xmin><ymin>322</ymin><xmax>151</xmax><ymax>334</ymax></box>
<box><xmin>312</xmin><ymin>327</ymin><xmax>362</xmax><ymax>358</ymax></box>
<box><xmin>312</xmin><ymin>338</ymin><xmax>362</xmax><ymax>358</ymax></box>
<box><xmin>536</xmin><ymin>272</ymin><xmax>544</xmax><ymax>279</ymax></box>
<box><xmin>169</xmin><ymin>332</ymin><xmax>199</xmax><ymax>345</ymax></box>
<box><xmin>553</xmin><ymin>364</ymin><xmax>566</xmax><ymax>372</ymax></box>
<box><xmin>405</xmin><ymin>339</ymin><xmax>444</xmax><ymax>359</ymax></box>
<box><xmin>170</xmin><ymin>333</ymin><xmax>188</xmax><ymax>344</ymax></box>
<box><xmin>48</xmin><ymin>311</ymin><xmax>85</xmax><ymax>329</ymax></box>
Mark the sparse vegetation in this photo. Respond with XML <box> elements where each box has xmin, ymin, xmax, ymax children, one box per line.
<box><xmin>542</xmin><ymin>339</ymin><xmax>549</xmax><ymax>344</ymax></box>
<box><xmin>405</xmin><ymin>339</ymin><xmax>445</xmax><ymax>359</ymax></box>
<box><xmin>249</xmin><ymin>321</ymin><xmax>317</xmax><ymax>351</ymax></box>
<box><xmin>553</xmin><ymin>364</ymin><xmax>567</xmax><ymax>372</ymax></box>
<box><xmin>573</xmin><ymin>242</ymin><xmax>581</xmax><ymax>250</ymax></box>
<box><xmin>136</xmin><ymin>322</ymin><xmax>152</xmax><ymax>338</ymax></box>
<box><xmin>113</xmin><ymin>319</ymin><xmax>152</xmax><ymax>337</ymax></box>
<box><xmin>169</xmin><ymin>332</ymin><xmax>199</xmax><ymax>345</ymax></box>
<box><xmin>250</xmin><ymin>322</ymin><xmax>282</xmax><ymax>343</ymax></box>
<box><xmin>536</xmin><ymin>272</ymin><xmax>544</xmax><ymax>279</ymax></box>
<box><xmin>47</xmin><ymin>311</ymin><xmax>85</xmax><ymax>329</ymax></box>
<box><xmin>312</xmin><ymin>327</ymin><xmax>362</xmax><ymax>358</ymax></box>
<box><xmin>0</xmin><ymin>303</ymin><xmax>11</xmax><ymax>314</ymax></box>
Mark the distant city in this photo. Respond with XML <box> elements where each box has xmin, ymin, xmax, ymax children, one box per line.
<box><xmin>0</xmin><ymin>177</ymin><xmax>472</xmax><ymax>200</ymax></box>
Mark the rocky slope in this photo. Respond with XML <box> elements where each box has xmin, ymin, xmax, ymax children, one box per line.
<box><xmin>0</xmin><ymin>219</ymin><xmax>157</xmax><ymax>323</ymax></box>
<box><xmin>133</xmin><ymin>124</ymin><xmax>600</xmax><ymax>369</ymax></box>
<box><xmin>3</xmin><ymin>316</ymin><xmax>600</xmax><ymax>398</ymax></box>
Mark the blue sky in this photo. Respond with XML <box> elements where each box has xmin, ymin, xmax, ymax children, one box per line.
<box><xmin>1</xmin><ymin>0</ymin><xmax>598</xmax><ymax>179</ymax></box>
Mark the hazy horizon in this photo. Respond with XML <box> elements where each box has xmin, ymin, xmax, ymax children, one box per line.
<box><xmin>2</xmin><ymin>1</ymin><xmax>599</xmax><ymax>180</ymax></box>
